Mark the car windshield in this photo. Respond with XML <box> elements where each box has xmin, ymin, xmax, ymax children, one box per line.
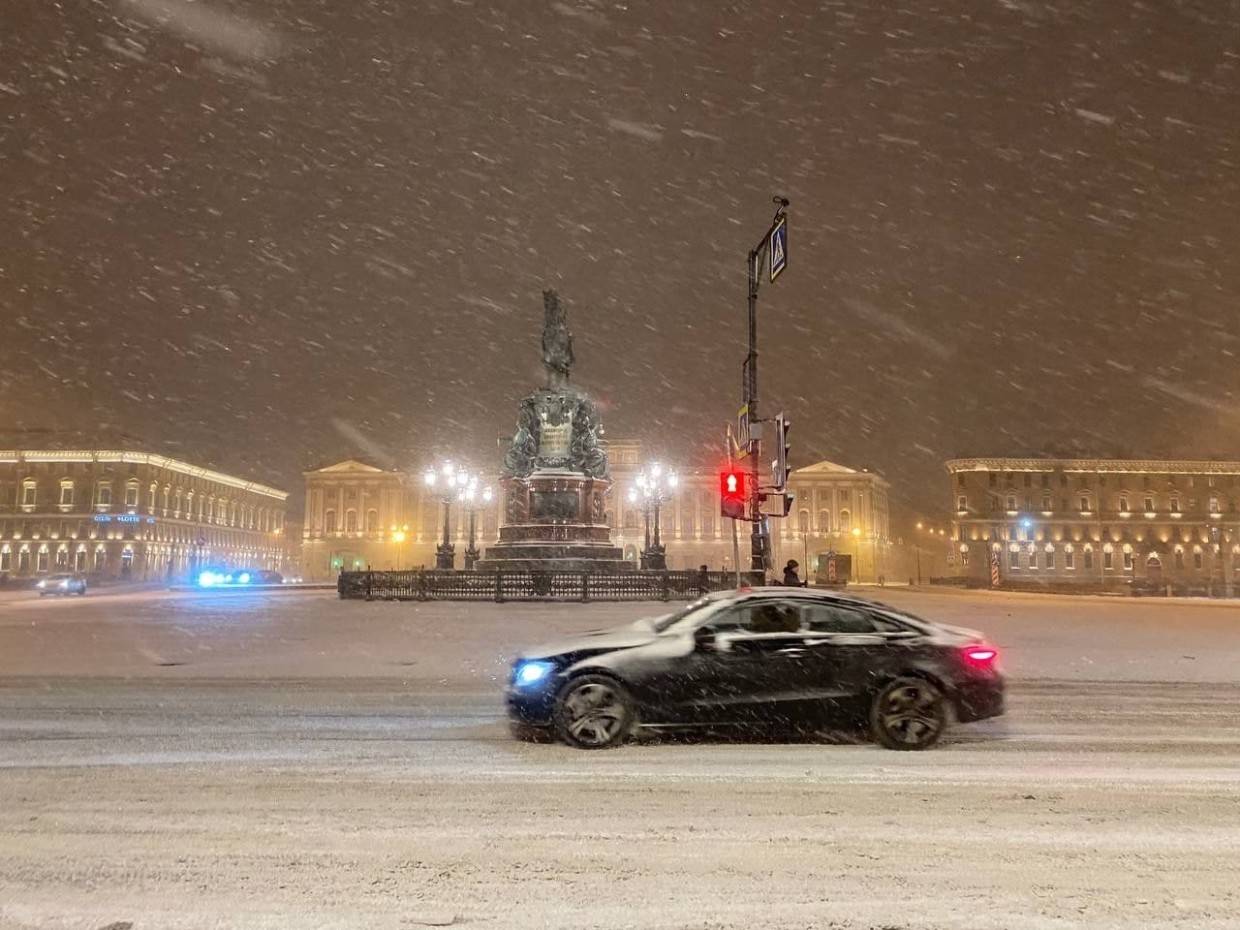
<box><xmin>651</xmin><ymin>597</ymin><xmax>722</xmax><ymax>632</ymax></box>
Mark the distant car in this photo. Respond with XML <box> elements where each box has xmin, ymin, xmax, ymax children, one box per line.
<box><xmin>507</xmin><ymin>588</ymin><xmax>1004</xmax><ymax>751</ymax></box>
<box><xmin>254</xmin><ymin>570</ymin><xmax>283</xmax><ymax>585</ymax></box>
<box><xmin>37</xmin><ymin>573</ymin><xmax>87</xmax><ymax>597</ymax></box>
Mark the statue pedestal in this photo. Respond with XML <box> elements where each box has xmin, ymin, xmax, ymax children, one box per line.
<box><xmin>476</xmin><ymin>469</ymin><xmax>632</xmax><ymax>573</ymax></box>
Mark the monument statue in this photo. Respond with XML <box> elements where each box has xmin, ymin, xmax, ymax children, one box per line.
<box><xmin>479</xmin><ymin>289</ymin><xmax>629</xmax><ymax>573</ymax></box>
<box><xmin>500</xmin><ymin>289</ymin><xmax>609</xmax><ymax>480</ymax></box>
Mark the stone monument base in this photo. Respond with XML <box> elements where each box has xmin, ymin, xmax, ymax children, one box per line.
<box><xmin>476</xmin><ymin>469</ymin><xmax>633</xmax><ymax>573</ymax></box>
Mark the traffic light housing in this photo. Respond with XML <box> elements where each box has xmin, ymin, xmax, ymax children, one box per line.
<box><xmin>772</xmin><ymin>412</ymin><xmax>792</xmax><ymax>490</ymax></box>
<box><xmin>720</xmin><ymin>470</ymin><xmax>747</xmax><ymax>520</ymax></box>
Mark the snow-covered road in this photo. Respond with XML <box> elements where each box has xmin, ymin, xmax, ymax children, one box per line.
<box><xmin>1</xmin><ymin>588</ymin><xmax>1239</xmax><ymax>929</ymax></box>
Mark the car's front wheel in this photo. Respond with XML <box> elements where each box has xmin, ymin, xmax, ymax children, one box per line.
<box><xmin>554</xmin><ymin>675</ymin><xmax>635</xmax><ymax>749</ymax></box>
<box><xmin>870</xmin><ymin>676</ymin><xmax>947</xmax><ymax>750</ymax></box>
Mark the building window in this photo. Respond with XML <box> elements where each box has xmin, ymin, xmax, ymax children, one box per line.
<box><xmin>988</xmin><ymin>472</ymin><xmax>997</xmax><ymax>487</ymax></box>
<box><xmin>365</xmin><ymin>509</ymin><xmax>378</xmax><ymax>533</ymax></box>
<box><xmin>74</xmin><ymin>548</ymin><xmax>87</xmax><ymax>571</ymax></box>
<box><xmin>345</xmin><ymin>510</ymin><xmax>358</xmax><ymax>534</ymax></box>
<box><xmin>0</xmin><ymin>548</ymin><xmax>9</xmax><ymax>572</ymax></box>
<box><xmin>1065</xmin><ymin>547</ymin><xmax>1075</xmax><ymax>569</ymax></box>
<box><xmin>36</xmin><ymin>548</ymin><xmax>49</xmax><ymax>573</ymax></box>
<box><xmin>162</xmin><ymin>486</ymin><xmax>170</xmax><ymax>514</ymax></box>
<box><xmin>960</xmin><ymin>546</ymin><xmax>970</xmax><ymax>568</ymax></box>
<box><xmin>957</xmin><ymin>495</ymin><xmax>967</xmax><ymax>511</ymax></box>
<box><xmin>1144</xmin><ymin>497</ymin><xmax>1154</xmax><ymax>512</ymax></box>
<box><xmin>94</xmin><ymin>548</ymin><xmax>105</xmax><ymax>571</ymax></box>
<box><xmin>1044</xmin><ymin>546</ymin><xmax>1054</xmax><ymax>570</ymax></box>
<box><xmin>1103</xmin><ymin>547</ymin><xmax>1114</xmax><ymax>570</ymax></box>
<box><xmin>148</xmin><ymin>483</ymin><xmax>158</xmax><ymax>513</ymax></box>
<box><xmin>1118</xmin><ymin>496</ymin><xmax>1129</xmax><ymax>513</ymax></box>
<box><xmin>1005</xmin><ymin>496</ymin><xmax>1016</xmax><ymax>512</ymax></box>
<box><xmin>1008</xmin><ymin>547</ymin><xmax>1020</xmax><ymax>570</ymax></box>
<box><xmin>1041</xmin><ymin>474</ymin><xmax>1050</xmax><ymax>488</ymax></box>
<box><xmin>55</xmin><ymin>546</ymin><xmax>68</xmax><ymax>568</ymax></box>
<box><xmin>324</xmin><ymin>510</ymin><xmax>337</xmax><ymax>534</ymax></box>
<box><xmin>1041</xmin><ymin>496</ymin><xmax>1051</xmax><ymax>512</ymax></box>
<box><xmin>838</xmin><ymin>510</ymin><xmax>851</xmax><ymax>532</ymax></box>
<box><xmin>1023</xmin><ymin>474</ymin><xmax>1032</xmax><ymax>488</ymax></box>
<box><xmin>97</xmin><ymin>482</ymin><xmax>113</xmax><ymax>510</ymax></box>
<box><xmin>1170</xmin><ymin>497</ymin><xmax>1181</xmax><ymax>513</ymax></box>
<box><xmin>1083</xmin><ymin>547</ymin><xmax>1094</xmax><ymax>570</ymax></box>
<box><xmin>125</xmin><ymin>481</ymin><xmax>140</xmax><ymax>509</ymax></box>
<box><xmin>1194</xmin><ymin>549</ymin><xmax>1203</xmax><ymax>570</ymax></box>
<box><xmin>797</xmin><ymin>510</ymin><xmax>810</xmax><ymax>534</ymax></box>
<box><xmin>21</xmin><ymin>480</ymin><xmax>37</xmax><ymax>510</ymax></box>
<box><xmin>1079</xmin><ymin>496</ymin><xmax>1090</xmax><ymax>512</ymax></box>
<box><xmin>17</xmin><ymin>549</ymin><xmax>31</xmax><ymax>573</ymax></box>
<box><xmin>1175</xmin><ymin>548</ymin><xmax>1185</xmax><ymax>569</ymax></box>
<box><xmin>1209</xmin><ymin>497</ymin><xmax>1221</xmax><ymax>514</ymax></box>
<box><xmin>818</xmin><ymin>510</ymin><xmax>831</xmax><ymax>533</ymax></box>
<box><xmin>59</xmin><ymin>481</ymin><xmax>74</xmax><ymax>509</ymax></box>
<box><xmin>1122</xmin><ymin>547</ymin><xmax>1133</xmax><ymax>571</ymax></box>
<box><xmin>957</xmin><ymin>473</ymin><xmax>966</xmax><ymax>488</ymax></box>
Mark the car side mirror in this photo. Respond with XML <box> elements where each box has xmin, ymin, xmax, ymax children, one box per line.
<box><xmin>693</xmin><ymin>627</ymin><xmax>717</xmax><ymax>651</ymax></box>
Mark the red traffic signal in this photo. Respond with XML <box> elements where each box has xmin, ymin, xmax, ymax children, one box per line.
<box><xmin>720</xmin><ymin>470</ymin><xmax>747</xmax><ymax>520</ymax></box>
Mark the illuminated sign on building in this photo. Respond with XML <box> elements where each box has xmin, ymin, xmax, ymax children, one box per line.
<box><xmin>92</xmin><ymin>515</ymin><xmax>155</xmax><ymax>524</ymax></box>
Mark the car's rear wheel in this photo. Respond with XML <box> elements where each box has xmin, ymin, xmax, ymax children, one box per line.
<box><xmin>554</xmin><ymin>675</ymin><xmax>635</xmax><ymax>749</ymax></box>
<box><xmin>870</xmin><ymin>676</ymin><xmax>947</xmax><ymax>750</ymax></box>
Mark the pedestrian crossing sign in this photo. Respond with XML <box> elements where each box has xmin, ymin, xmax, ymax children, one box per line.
<box><xmin>769</xmin><ymin>215</ymin><xmax>787</xmax><ymax>282</ymax></box>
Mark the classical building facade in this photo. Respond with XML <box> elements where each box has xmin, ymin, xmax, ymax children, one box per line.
<box><xmin>0</xmin><ymin>449</ymin><xmax>288</xmax><ymax>582</ymax></box>
<box><xmin>947</xmin><ymin>457</ymin><xmax>1240</xmax><ymax>591</ymax></box>
<box><xmin>301</xmin><ymin>443</ymin><xmax>895</xmax><ymax>581</ymax></box>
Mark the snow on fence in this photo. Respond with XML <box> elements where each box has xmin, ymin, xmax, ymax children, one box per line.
<box><xmin>337</xmin><ymin>569</ymin><xmax>763</xmax><ymax>602</ymax></box>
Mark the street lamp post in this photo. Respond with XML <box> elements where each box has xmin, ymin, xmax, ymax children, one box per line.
<box><xmin>463</xmin><ymin>484</ymin><xmax>493</xmax><ymax>571</ymax></box>
<box><xmin>390</xmin><ymin>525</ymin><xmax>408</xmax><ymax>570</ymax></box>
<box><xmin>424</xmin><ymin>462</ymin><xmax>471</xmax><ymax>571</ymax></box>
<box><xmin>628</xmin><ymin>464</ymin><xmax>678</xmax><ymax>571</ymax></box>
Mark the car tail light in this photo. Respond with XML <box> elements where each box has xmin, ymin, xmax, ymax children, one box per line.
<box><xmin>962</xmin><ymin>645</ymin><xmax>998</xmax><ymax>669</ymax></box>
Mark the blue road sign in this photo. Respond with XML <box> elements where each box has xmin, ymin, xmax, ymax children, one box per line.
<box><xmin>769</xmin><ymin>215</ymin><xmax>787</xmax><ymax>282</ymax></box>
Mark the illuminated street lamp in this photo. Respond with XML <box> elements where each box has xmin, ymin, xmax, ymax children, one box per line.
<box><xmin>424</xmin><ymin>462</ymin><xmax>471</xmax><ymax>570</ymax></box>
<box><xmin>390</xmin><ymin>524</ymin><xmax>408</xmax><ymax>570</ymax></box>
<box><xmin>628</xmin><ymin>464</ymin><xmax>678</xmax><ymax>570</ymax></box>
<box><xmin>462</xmin><ymin>483</ymin><xmax>494</xmax><ymax>571</ymax></box>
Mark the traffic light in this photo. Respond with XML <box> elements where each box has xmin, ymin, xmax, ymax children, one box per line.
<box><xmin>720</xmin><ymin>469</ymin><xmax>747</xmax><ymax>520</ymax></box>
<box><xmin>771</xmin><ymin>412</ymin><xmax>792</xmax><ymax>490</ymax></box>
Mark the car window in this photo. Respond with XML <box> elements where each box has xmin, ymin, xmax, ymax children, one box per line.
<box><xmin>709</xmin><ymin>601</ymin><xmax>801</xmax><ymax>635</ymax></box>
<box><xmin>802</xmin><ymin>603</ymin><xmax>878</xmax><ymax>634</ymax></box>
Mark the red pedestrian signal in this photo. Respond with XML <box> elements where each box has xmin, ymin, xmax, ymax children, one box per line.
<box><xmin>720</xmin><ymin>470</ymin><xmax>747</xmax><ymax>520</ymax></box>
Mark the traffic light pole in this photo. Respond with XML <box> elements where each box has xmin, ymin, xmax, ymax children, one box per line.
<box><xmin>744</xmin><ymin>197</ymin><xmax>789</xmax><ymax>573</ymax></box>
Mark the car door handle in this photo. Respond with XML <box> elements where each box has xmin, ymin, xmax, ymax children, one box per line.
<box><xmin>776</xmin><ymin>647</ymin><xmax>805</xmax><ymax>657</ymax></box>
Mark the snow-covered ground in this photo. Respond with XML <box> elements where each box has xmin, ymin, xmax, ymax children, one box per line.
<box><xmin>1</xmin><ymin>588</ymin><xmax>1239</xmax><ymax>929</ymax></box>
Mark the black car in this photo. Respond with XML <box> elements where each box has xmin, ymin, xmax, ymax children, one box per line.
<box><xmin>507</xmin><ymin>588</ymin><xmax>1004</xmax><ymax>751</ymax></box>
<box><xmin>36</xmin><ymin>572</ymin><xmax>88</xmax><ymax>596</ymax></box>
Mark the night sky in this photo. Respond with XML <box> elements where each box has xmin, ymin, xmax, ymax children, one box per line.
<box><xmin>3</xmin><ymin>0</ymin><xmax>1238</xmax><ymax>518</ymax></box>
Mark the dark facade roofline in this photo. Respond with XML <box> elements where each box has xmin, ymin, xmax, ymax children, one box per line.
<box><xmin>946</xmin><ymin>457</ymin><xmax>1240</xmax><ymax>475</ymax></box>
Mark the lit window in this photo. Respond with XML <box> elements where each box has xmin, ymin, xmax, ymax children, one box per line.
<box><xmin>1144</xmin><ymin>497</ymin><xmax>1154</xmax><ymax>512</ymax></box>
<box><xmin>59</xmin><ymin>481</ymin><xmax>74</xmax><ymax>508</ymax></box>
<box><xmin>125</xmin><ymin>481</ymin><xmax>140</xmax><ymax>509</ymax></box>
<box><xmin>1170</xmin><ymin>497</ymin><xmax>1181</xmax><ymax>513</ymax></box>
<box><xmin>325</xmin><ymin>510</ymin><xmax>337</xmax><ymax>534</ymax></box>
<box><xmin>1083</xmin><ymin>547</ymin><xmax>1094</xmax><ymax>570</ymax></box>
<box><xmin>1041</xmin><ymin>496</ymin><xmax>1051</xmax><ymax>512</ymax></box>
<box><xmin>1006</xmin><ymin>496</ymin><xmax>1017</xmax><ymax>511</ymax></box>
<box><xmin>1008</xmin><ymin>547</ymin><xmax>1019</xmax><ymax>570</ymax></box>
<box><xmin>1209</xmin><ymin>497</ymin><xmax>1220</xmax><ymax>514</ymax></box>
<box><xmin>1103</xmin><ymin>547</ymin><xmax>1114</xmax><ymax>570</ymax></box>
<box><xmin>21</xmin><ymin>480</ymin><xmax>37</xmax><ymax>509</ymax></box>
<box><xmin>36</xmin><ymin>548</ymin><xmax>49</xmax><ymax>573</ymax></box>
<box><xmin>1194</xmin><ymin>549</ymin><xmax>1203</xmax><ymax>570</ymax></box>
<box><xmin>839</xmin><ymin>510</ymin><xmax>851</xmax><ymax>532</ymax></box>
<box><xmin>1079</xmin><ymin>496</ymin><xmax>1090</xmax><ymax>512</ymax></box>
<box><xmin>1122</xmin><ymin>547</ymin><xmax>1133</xmax><ymax>571</ymax></box>
<box><xmin>97</xmin><ymin>483</ymin><xmax>113</xmax><ymax>510</ymax></box>
<box><xmin>1065</xmin><ymin>547</ymin><xmax>1075</xmax><ymax>570</ymax></box>
<box><xmin>1044</xmin><ymin>546</ymin><xmax>1054</xmax><ymax>570</ymax></box>
<box><xmin>345</xmin><ymin>510</ymin><xmax>358</xmax><ymax>534</ymax></box>
<box><xmin>0</xmin><ymin>548</ymin><xmax>10</xmax><ymax>573</ymax></box>
<box><xmin>957</xmin><ymin>495</ymin><xmax>967</xmax><ymax>511</ymax></box>
<box><xmin>1118</xmin><ymin>496</ymin><xmax>1129</xmax><ymax>513</ymax></box>
<box><xmin>1175</xmin><ymin>549</ymin><xmax>1185</xmax><ymax>569</ymax></box>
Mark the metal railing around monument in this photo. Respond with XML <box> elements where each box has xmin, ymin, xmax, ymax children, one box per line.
<box><xmin>337</xmin><ymin>569</ymin><xmax>764</xmax><ymax>602</ymax></box>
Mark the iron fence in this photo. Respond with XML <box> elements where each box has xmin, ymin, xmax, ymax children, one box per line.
<box><xmin>337</xmin><ymin>569</ymin><xmax>763</xmax><ymax>602</ymax></box>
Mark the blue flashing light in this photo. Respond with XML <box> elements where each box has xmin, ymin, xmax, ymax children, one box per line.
<box><xmin>515</xmin><ymin>661</ymin><xmax>555</xmax><ymax>687</ymax></box>
<box><xmin>237</xmin><ymin>572</ymin><xmax>252</xmax><ymax>585</ymax></box>
<box><xmin>1021</xmin><ymin>518</ymin><xmax>1033</xmax><ymax>530</ymax></box>
<box><xmin>198</xmin><ymin>571</ymin><xmax>219</xmax><ymax>587</ymax></box>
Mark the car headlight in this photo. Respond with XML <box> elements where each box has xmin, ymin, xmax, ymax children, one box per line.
<box><xmin>237</xmin><ymin>572</ymin><xmax>251</xmax><ymax>584</ymax></box>
<box><xmin>59</xmin><ymin>580</ymin><xmax>69</xmax><ymax>588</ymax></box>
<box><xmin>36</xmin><ymin>580</ymin><xmax>46</xmax><ymax>589</ymax></box>
<box><xmin>514</xmin><ymin>660</ymin><xmax>556</xmax><ymax>687</ymax></box>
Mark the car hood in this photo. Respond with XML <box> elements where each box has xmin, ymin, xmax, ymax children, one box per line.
<box><xmin>519</xmin><ymin>618</ymin><xmax>659</xmax><ymax>660</ymax></box>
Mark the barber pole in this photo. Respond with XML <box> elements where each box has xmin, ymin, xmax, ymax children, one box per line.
<box><xmin>990</xmin><ymin>549</ymin><xmax>1001</xmax><ymax>588</ymax></box>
